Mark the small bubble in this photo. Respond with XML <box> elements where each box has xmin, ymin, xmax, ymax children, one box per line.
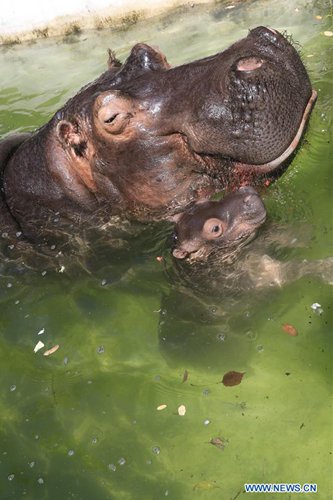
<box><xmin>92</xmin><ymin>437</ymin><xmax>98</xmax><ymax>445</ymax></box>
<box><xmin>7</xmin><ymin>283</ymin><xmax>13</xmax><ymax>288</ymax></box>
<box><xmin>87</xmin><ymin>380</ymin><xmax>93</xmax><ymax>384</ymax></box>
<box><xmin>246</xmin><ymin>330</ymin><xmax>257</xmax><ymax>341</ymax></box>
<box><xmin>256</xmin><ymin>344</ymin><xmax>264</xmax><ymax>352</ymax></box>
<box><xmin>35</xmin><ymin>435</ymin><xmax>39</xmax><ymax>440</ymax></box>
<box><xmin>28</xmin><ymin>461</ymin><xmax>35</xmax><ymax>468</ymax></box>
<box><xmin>50</xmin><ymin>245</ymin><xmax>56</xmax><ymax>250</ymax></box>
<box><xmin>216</xmin><ymin>333</ymin><xmax>226</xmax><ymax>342</ymax></box>
<box><xmin>152</xmin><ymin>446</ymin><xmax>160</xmax><ymax>455</ymax></box>
<box><xmin>37</xmin><ymin>477</ymin><xmax>44</xmax><ymax>485</ymax></box>
<box><xmin>118</xmin><ymin>457</ymin><xmax>126</xmax><ymax>466</ymax></box>
<box><xmin>15</xmin><ymin>300</ymin><xmax>20</xmax><ymax>305</ymax></box>
<box><xmin>165</xmin><ymin>491</ymin><xmax>169</xmax><ymax>496</ymax></box>
<box><xmin>97</xmin><ymin>345</ymin><xmax>105</xmax><ymax>354</ymax></box>
<box><xmin>68</xmin><ymin>449</ymin><xmax>75</xmax><ymax>457</ymax></box>
<box><xmin>10</xmin><ymin>384</ymin><xmax>16</xmax><ymax>392</ymax></box>
<box><xmin>146</xmin><ymin>459</ymin><xmax>152</xmax><ymax>465</ymax></box>
<box><xmin>203</xmin><ymin>419</ymin><xmax>211</xmax><ymax>426</ymax></box>
<box><xmin>154</xmin><ymin>375</ymin><xmax>161</xmax><ymax>382</ymax></box>
<box><xmin>108</xmin><ymin>463</ymin><xmax>116</xmax><ymax>471</ymax></box>
<box><xmin>63</xmin><ymin>357</ymin><xmax>69</xmax><ymax>365</ymax></box>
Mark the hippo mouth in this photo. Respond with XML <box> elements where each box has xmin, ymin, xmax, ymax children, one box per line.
<box><xmin>232</xmin><ymin>89</ymin><xmax>317</xmax><ymax>173</ymax></box>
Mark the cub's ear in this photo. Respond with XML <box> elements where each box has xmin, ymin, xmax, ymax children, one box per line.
<box><xmin>56</xmin><ymin>120</ymin><xmax>82</xmax><ymax>147</ymax></box>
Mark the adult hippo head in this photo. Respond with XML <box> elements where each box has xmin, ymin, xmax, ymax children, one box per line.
<box><xmin>1</xmin><ymin>26</ymin><xmax>316</xmax><ymax>241</ymax></box>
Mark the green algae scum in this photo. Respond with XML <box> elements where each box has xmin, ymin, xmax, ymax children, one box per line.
<box><xmin>0</xmin><ymin>0</ymin><xmax>332</xmax><ymax>498</ymax></box>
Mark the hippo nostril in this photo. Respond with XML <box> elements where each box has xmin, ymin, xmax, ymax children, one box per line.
<box><xmin>236</xmin><ymin>57</ymin><xmax>264</xmax><ymax>72</ymax></box>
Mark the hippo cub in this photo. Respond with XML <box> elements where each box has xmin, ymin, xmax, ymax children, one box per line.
<box><xmin>171</xmin><ymin>187</ymin><xmax>332</xmax><ymax>291</ymax></box>
<box><xmin>172</xmin><ymin>186</ymin><xmax>266</xmax><ymax>262</ymax></box>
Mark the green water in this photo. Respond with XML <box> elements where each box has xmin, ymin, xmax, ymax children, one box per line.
<box><xmin>0</xmin><ymin>0</ymin><xmax>332</xmax><ymax>499</ymax></box>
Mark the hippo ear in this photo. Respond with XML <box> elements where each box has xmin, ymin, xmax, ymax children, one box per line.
<box><xmin>57</xmin><ymin>120</ymin><xmax>81</xmax><ymax>146</ymax></box>
<box><xmin>56</xmin><ymin>120</ymin><xmax>87</xmax><ymax>157</ymax></box>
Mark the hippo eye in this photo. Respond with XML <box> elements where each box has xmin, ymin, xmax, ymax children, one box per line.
<box><xmin>104</xmin><ymin>113</ymin><xmax>119</xmax><ymax>124</ymax></box>
<box><xmin>202</xmin><ymin>218</ymin><xmax>224</xmax><ymax>240</ymax></box>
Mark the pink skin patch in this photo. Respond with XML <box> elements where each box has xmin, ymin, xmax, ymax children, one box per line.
<box><xmin>236</xmin><ymin>57</ymin><xmax>264</xmax><ymax>71</ymax></box>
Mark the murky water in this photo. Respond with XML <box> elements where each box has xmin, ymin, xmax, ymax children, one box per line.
<box><xmin>0</xmin><ymin>0</ymin><xmax>332</xmax><ymax>498</ymax></box>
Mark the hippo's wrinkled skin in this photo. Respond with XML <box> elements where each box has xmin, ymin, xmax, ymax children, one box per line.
<box><xmin>0</xmin><ymin>27</ymin><xmax>316</xmax><ymax>242</ymax></box>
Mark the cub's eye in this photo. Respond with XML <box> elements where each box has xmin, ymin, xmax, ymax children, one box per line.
<box><xmin>202</xmin><ymin>218</ymin><xmax>224</xmax><ymax>239</ymax></box>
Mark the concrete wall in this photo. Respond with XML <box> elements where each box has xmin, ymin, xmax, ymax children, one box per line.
<box><xmin>0</xmin><ymin>0</ymin><xmax>212</xmax><ymax>44</ymax></box>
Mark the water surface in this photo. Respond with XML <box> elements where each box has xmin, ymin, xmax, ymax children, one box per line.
<box><xmin>0</xmin><ymin>0</ymin><xmax>332</xmax><ymax>498</ymax></box>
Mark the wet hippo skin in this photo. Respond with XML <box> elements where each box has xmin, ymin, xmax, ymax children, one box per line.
<box><xmin>0</xmin><ymin>27</ymin><xmax>316</xmax><ymax>242</ymax></box>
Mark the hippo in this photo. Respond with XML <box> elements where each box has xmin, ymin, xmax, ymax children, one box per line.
<box><xmin>0</xmin><ymin>27</ymin><xmax>316</xmax><ymax>245</ymax></box>
<box><xmin>170</xmin><ymin>187</ymin><xmax>333</xmax><ymax>293</ymax></box>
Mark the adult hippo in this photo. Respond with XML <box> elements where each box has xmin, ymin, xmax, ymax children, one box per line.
<box><xmin>0</xmin><ymin>26</ymin><xmax>316</xmax><ymax>244</ymax></box>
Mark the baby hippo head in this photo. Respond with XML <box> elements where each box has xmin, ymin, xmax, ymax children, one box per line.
<box><xmin>172</xmin><ymin>186</ymin><xmax>266</xmax><ymax>261</ymax></box>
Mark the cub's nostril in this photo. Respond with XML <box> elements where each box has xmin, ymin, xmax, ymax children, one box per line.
<box><xmin>236</xmin><ymin>57</ymin><xmax>264</xmax><ymax>72</ymax></box>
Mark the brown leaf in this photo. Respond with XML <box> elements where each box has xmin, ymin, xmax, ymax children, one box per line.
<box><xmin>43</xmin><ymin>345</ymin><xmax>60</xmax><ymax>356</ymax></box>
<box><xmin>210</xmin><ymin>437</ymin><xmax>226</xmax><ymax>450</ymax></box>
<box><xmin>221</xmin><ymin>370</ymin><xmax>245</xmax><ymax>387</ymax></box>
<box><xmin>182</xmin><ymin>369</ymin><xmax>189</xmax><ymax>383</ymax></box>
<box><xmin>282</xmin><ymin>323</ymin><xmax>298</xmax><ymax>336</ymax></box>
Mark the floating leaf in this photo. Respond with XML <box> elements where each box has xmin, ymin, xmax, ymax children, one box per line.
<box><xmin>182</xmin><ymin>369</ymin><xmax>189</xmax><ymax>383</ymax></box>
<box><xmin>221</xmin><ymin>371</ymin><xmax>245</xmax><ymax>387</ymax></box>
<box><xmin>156</xmin><ymin>404</ymin><xmax>167</xmax><ymax>411</ymax></box>
<box><xmin>193</xmin><ymin>481</ymin><xmax>219</xmax><ymax>491</ymax></box>
<box><xmin>34</xmin><ymin>341</ymin><xmax>45</xmax><ymax>353</ymax></box>
<box><xmin>282</xmin><ymin>323</ymin><xmax>298</xmax><ymax>336</ymax></box>
<box><xmin>43</xmin><ymin>345</ymin><xmax>60</xmax><ymax>356</ymax></box>
<box><xmin>178</xmin><ymin>404</ymin><xmax>186</xmax><ymax>416</ymax></box>
<box><xmin>210</xmin><ymin>437</ymin><xmax>226</xmax><ymax>450</ymax></box>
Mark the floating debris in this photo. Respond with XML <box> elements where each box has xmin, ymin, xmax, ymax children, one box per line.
<box><xmin>37</xmin><ymin>328</ymin><xmax>45</xmax><ymax>335</ymax></box>
<box><xmin>118</xmin><ymin>457</ymin><xmax>126</xmax><ymax>466</ymax></box>
<box><xmin>58</xmin><ymin>265</ymin><xmax>65</xmax><ymax>273</ymax></box>
<box><xmin>323</xmin><ymin>31</ymin><xmax>333</xmax><ymax>37</ymax></box>
<box><xmin>10</xmin><ymin>384</ymin><xmax>16</xmax><ymax>392</ymax></box>
<box><xmin>178</xmin><ymin>404</ymin><xmax>186</xmax><ymax>416</ymax></box>
<box><xmin>221</xmin><ymin>371</ymin><xmax>245</xmax><ymax>387</ymax></box>
<box><xmin>282</xmin><ymin>323</ymin><xmax>298</xmax><ymax>336</ymax></box>
<box><xmin>156</xmin><ymin>256</ymin><xmax>163</xmax><ymax>262</ymax></box>
<box><xmin>311</xmin><ymin>303</ymin><xmax>323</xmax><ymax>315</ymax></box>
<box><xmin>210</xmin><ymin>436</ymin><xmax>227</xmax><ymax>450</ymax></box>
<box><xmin>34</xmin><ymin>341</ymin><xmax>45</xmax><ymax>353</ymax></box>
<box><xmin>152</xmin><ymin>446</ymin><xmax>160</xmax><ymax>455</ymax></box>
<box><xmin>156</xmin><ymin>404</ymin><xmax>167</xmax><ymax>411</ymax></box>
<box><xmin>108</xmin><ymin>463</ymin><xmax>116</xmax><ymax>471</ymax></box>
<box><xmin>182</xmin><ymin>369</ymin><xmax>189</xmax><ymax>383</ymax></box>
<box><xmin>68</xmin><ymin>449</ymin><xmax>75</xmax><ymax>457</ymax></box>
<box><xmin>37</xmin><ymin>477</ymin><xmax>44</xmax><ymax>485</ymax></box>
<box><xmin>96</xmin><ymin>345</ymin><xmax>105</xmax><ymax>354</ymax></box>
<box><xmin>203</xmin><ymin>419</ymin><xmax>211</xmax><ymax>426</ymax></box>
<box><xmin>8</xmin><ymin>474</ymin><xmax>15</xmax><ymax>481</ymax></box>
<box><xmin>43</xmin><ymin>345</ymin><xmax>60</xmax><ymax>356</ymax></box>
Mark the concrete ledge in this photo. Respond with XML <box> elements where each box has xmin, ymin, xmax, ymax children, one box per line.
<box><xmin>0</xmin><ymin>0</ymin><xmax>221</xmax><ymax>45</ymax></box>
